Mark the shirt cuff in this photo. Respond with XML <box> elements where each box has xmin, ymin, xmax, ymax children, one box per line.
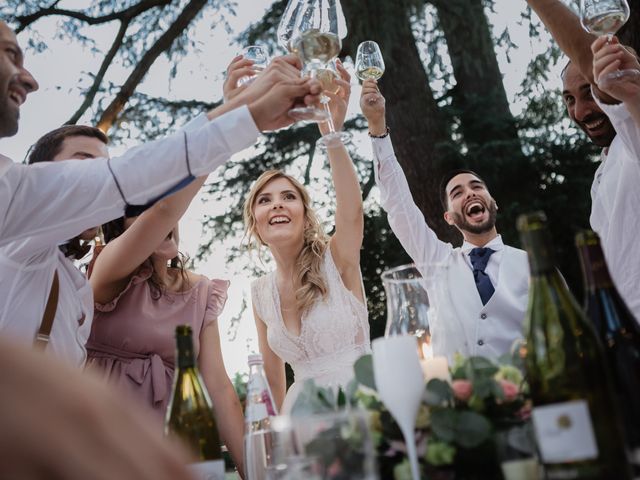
<box><xmin>592</xmin><ymin>87</ymin><xmax>633</xmax><ymax>123</ymax></box>
<box><xmin>215</xmin><ymin>105</ymin><xmax>261</xmax><ymax>154</ymax></box>
<box><xmin>181</xmin><ymin>113</ymin><xmax>208</xmax><ymax>133</ymax></box>
<box><xmin>370</xmin><ymin>135</ymin><xmax>396</xmax><ymax>162</ymax></box>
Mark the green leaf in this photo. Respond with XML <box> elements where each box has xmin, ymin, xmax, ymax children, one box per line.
<box><xmin>455</xmin><ymin>411</ymin><xmax>492</xmax><ymax>448</ymax></box>
<box><xmin>431</xmin><ymin>409</ymin><xmax>458</xmax><ymax>442</ymax></box>
<box><xmin>471</xmin><ymin>378</ymin><xmax>495</xmax><ymax>399</ymax></box>
<box><xmin>345</xmin><ymin>378</ymin><xmax>359</xmax><ymax>406</ymax></box>
<box><xmin>424</xmin><ymin>378</ymin><xmax>453</xmax><ymax>406</ymax></box>
<box><xmin>337</xmin><ymin>388</ymin><xmax>346</xmax><ymax>408</ymax></box>
<box><xmin>354</xmin><ymin>354</ymin><xmax>377</xmax><ymax>391</ymax></box>
<box><xmin>466</xmin><ymin>356</ymin><xmax>499</xmax><ymax>379</ymax></box>
<box><xmin>290</xmin><ymin>379</ymin><xmax>334</xmax><ymax>415</ymax></box>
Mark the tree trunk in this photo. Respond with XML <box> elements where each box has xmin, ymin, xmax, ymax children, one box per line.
<box><xmin>342</xmin><ymin>0</ymin><xmax>461</xmax><ymax>245</ymax></box>
<box><xmin>434</xmin><ymin>0</ymin><xmax>521</xmax><ymax>155</ymax></box>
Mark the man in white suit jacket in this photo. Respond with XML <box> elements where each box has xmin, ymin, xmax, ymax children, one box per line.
<box><xmin>360</xmin><ymin>80</ymin><xmax>529</xmax><ymax>361</ymax></box>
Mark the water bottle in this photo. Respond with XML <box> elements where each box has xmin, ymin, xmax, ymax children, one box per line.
<box><xmin>244</xmin><ymin>354</ymin><xmax>277</xmax><ymax>480</ymax></box>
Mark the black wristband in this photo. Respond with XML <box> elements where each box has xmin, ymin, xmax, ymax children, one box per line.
<box><xmin>368</xmin><ymin>126</ymin><xmax>390</xmax><ymax>138</ymax></box>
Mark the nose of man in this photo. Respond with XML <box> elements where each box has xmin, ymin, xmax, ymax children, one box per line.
<box><xmin>19</xmin><ymin>67</ymin><xmax>39</xmax><ymax>94</ymax></box>
<box><xmin>573</xmin><ymin>97</ymin><xmax>593</xmax><ymax>122</ymax></box>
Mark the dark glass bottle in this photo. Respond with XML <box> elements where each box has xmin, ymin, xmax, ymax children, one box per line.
<box><xmin>517</xmin><ymin>212</ymin><xmax>630</xmax><ymax>480</ymax></box>
<box><xmin>576</xmin><ymin>230</ymin><xmax>640</xmax><ymax>469</ymax></box>
<box><xmin>165</xmin><ymin>325</ymin><xmax>224</xmax><ymax>479</ymax></box>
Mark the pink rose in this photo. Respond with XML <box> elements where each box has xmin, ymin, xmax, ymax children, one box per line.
<box><xmin>452</xmin><ymin>380</ymin><xmax>473</xmax><ymax>402</ymax></box>
<box><xmin>500</xmin><ymin>380</ymin><xmax>519</xmax><ymax>402</ymax></box>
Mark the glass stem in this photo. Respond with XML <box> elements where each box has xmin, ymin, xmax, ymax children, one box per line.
<box><xmin>321</xmin><ymin>97</ymin><xmax>336</xmax><ymax>134</ymax></box>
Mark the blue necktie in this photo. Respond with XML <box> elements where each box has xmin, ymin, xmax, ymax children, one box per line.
<box><xmin>469</xmin><ymin>247</ymin><xmax>496</xmax><ymax>305</ymax></box>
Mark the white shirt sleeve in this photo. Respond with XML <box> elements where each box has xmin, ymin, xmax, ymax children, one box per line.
<box><xmin>0</xmin><ymin>105</ymin><xmax>259</xmax><ymax>251</ymax></box>
<box><xmin>371</xmin><ymin>135</ymin><xmax>453</xmax><ymax>266</ymax></box>
<box><xmin>594</xmin><ymin>93</ymin><xmax>640</xmax><ymax>163</ymax></box>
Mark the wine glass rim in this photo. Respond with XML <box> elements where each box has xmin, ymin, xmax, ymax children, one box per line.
<box><xmin>271</xmin><ymin>409</ymin><xmax>371</xmax><ymax>430</ymax></box>
<box><xmin>380</xmin><ymin>262</ymin><xmax>446</xmax><ymax>284</ymax></box>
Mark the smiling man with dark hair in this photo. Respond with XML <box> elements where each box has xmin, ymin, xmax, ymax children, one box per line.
<box><xmin>526</xmin><ymin>0</ymin><xmax>640</xmax><ymax>323</ymax></box>
<box><xmin>360</xmin><ymin>82</ymin><xmax>530</xmax><ymax>361</ymax></box>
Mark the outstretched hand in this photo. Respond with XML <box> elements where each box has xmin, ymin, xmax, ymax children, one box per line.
<box><xmin>224</xmin><ymin>54</ymin><xmax>303</xmax><ymax>106</ymax></box>
<box><xmin>592</xmin><ymin>35</ymin><xmax>640</xmax><ymax>104</ymax></box>
<box><xmin>249</xmin><ymin>77</ymin><xmax>323</xmax><ymax>132</ymax></box>
<box><xmin>360</xmin><ymin>79</ymin><xmax>387</xmax><ymax>135</ymax></box>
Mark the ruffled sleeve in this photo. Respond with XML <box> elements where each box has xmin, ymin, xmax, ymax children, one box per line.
<box><xmin>94</xmin><ymin>264</ymin><xmax>153</xmax><ymax>313</ymax></box>
<box><xmin>203</xmin><ymin>279</ymin><xmax>230</xmax><ymax>327</ymax></box>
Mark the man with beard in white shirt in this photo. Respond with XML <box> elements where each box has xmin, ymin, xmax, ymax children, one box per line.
<box><xmin>525</xmin><ymin>0</ymin><xmax>640</xmax><ymax>323</ymax></box>
<box><xmin>360</xmin><ymin>81</ymin><xmax>529</xmax><ymax>361</ymax></box>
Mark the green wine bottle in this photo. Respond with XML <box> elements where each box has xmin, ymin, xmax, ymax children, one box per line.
<box><xmin>517</xmin><ymin>212</ymin><xmax>631</xmax><ymax>480</ymax></box>
<box><xmin>576</xmin><ymin>230</ymin><xmax>640</xmax><ymax>470</ymax></box>
<box><xmin>165</xmin><ymin>325</ymin><xmax>225</xmax><ymax>480</ymax></box>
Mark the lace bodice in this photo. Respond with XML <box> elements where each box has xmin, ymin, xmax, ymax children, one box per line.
<box><xmin>251</xmin><ymin>247</ymin><xmax>370</xmax><ymax>390</ymax></box>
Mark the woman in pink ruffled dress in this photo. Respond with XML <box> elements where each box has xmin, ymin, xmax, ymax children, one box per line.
<box><xmin>85</xmin><ymin>170</ymin><xmax>244</xmax><ymax>474</ymax></box>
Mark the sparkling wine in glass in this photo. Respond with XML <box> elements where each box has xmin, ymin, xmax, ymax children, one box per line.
<box><xmin>238</xmin><ymin>45</ymin><xmax>270</xmax><ymax>87</ymax></box>
<box><xmin>580</xmin><ymin>0</ymin><xmax>639</xmax><ymax>86</ymax></box>
<box><xmin>315</xmin><ymin>60</ymin><xmax>352</xmax><ymax>150</ymax></box>
<box><xmin>355</xmin><ymin>41</ymin><xmax>385</xmax><ymax>81</ymax></box>
<box><xmin>288</xmin><ymin>0</ymin><xmax>346</xmax><ymax>123</ymax></box>
<box><xmin>372</xmin><ymin>335</ymin><xmax>424</xmax><ymax>480</ymax></box>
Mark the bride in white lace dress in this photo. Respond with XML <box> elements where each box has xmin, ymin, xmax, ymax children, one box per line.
<box><xmin>243</xmin><ymin>62</ymin><xmax>370</xmax><ymax>413</ymax></box>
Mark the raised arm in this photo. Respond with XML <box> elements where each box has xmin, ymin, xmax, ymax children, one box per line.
<box><xmin>89</xmin><ymin>174</ymin><xmax>206</xmax><ymax>304</ymax></box>
<box><xmin>592</xmin><ymin>35</ymin><xmax>640</xmax><ymax>127</ymax></box>
<box><xmin>360</xmin><ymin>80</ymin><xmax>453</xmax><ymax>266</ymax></box>
<box><xmin>320</xmin><ymin>62</ymin><xmax>364</xmax><ymax>289</ymax></box>
<box><xmin>525</xmin><ymin>0</ymin><xmax>617</xmax><ymax>103</ymax></box>
<box><xmin>526</xmin><ymin>0</ymin><xmax>595</xmax><ymax>80</ymax></box>
<box><xmin>0</xmin><ymin>58</ymin><xmax>322</xmax><ymax>249</ymax></box>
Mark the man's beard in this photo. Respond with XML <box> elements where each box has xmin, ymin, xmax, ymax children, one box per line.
<box><xmin>0</xmin><ymin>99</ymin><xmax>18</xmax><ymax>137</ymax></box>
<box><xmin>450</xmin><ymin>200</ymin><xmax>498</xmax><ymax>235</ymax></box>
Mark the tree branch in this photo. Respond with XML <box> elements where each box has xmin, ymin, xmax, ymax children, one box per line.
<box><xmin>96</xmin><ymin>0</ymin><xmax>208</xmax><ymax>133</ymax></box>
<box><xmin>65</xmin><ymin>19</ymin><xmax>130</xmax><ymax>125</ymax></box>
<box><xmin>15</xmin><ymin>0</ymin><xmax>172</xmax><ymax>33</ymax></box>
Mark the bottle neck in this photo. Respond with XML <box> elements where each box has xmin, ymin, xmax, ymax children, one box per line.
<box><xmin>176</xmin><ymin>334</ymin><xmax>196</xmax><ymax>369</ymax></box>
<box><xmin>577</xmin><ymin>243</ymin><xmax>614</xmax><ymax>291</ymax></box>
<box><xmin>522</xmin><ymin>228</ymin><xmax>556</xmax><ymax>276</ymax></box>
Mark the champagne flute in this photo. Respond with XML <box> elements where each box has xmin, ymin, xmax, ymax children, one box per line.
<box><xmin>238</xmin><ymin>45</ymin><xmax>270</xmax><ymax>87</ymax></box>
<box><xmin>315</xmin><ymin>60</ymin><xmax>352</xmax><ymax>150</ymax></box>
<box><xmin>372</xmin><ymin>335</ymin><xmax>424</xmax><ymax>480</ymax></box>
<box><xmin>579</xmin><ymin>0</ymin><xmax>638</xmax><ymax>86</ymax></box>
<box><xmin>288</xmin><ymin>0</ymin><xmax>345</xmax><ymax>122</ymax></box>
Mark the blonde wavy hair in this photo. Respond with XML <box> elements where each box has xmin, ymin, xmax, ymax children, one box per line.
<box><xmin>243</xmin><ymin>170</ymin><xmax>330</xmax><ymax>313</ymax></box>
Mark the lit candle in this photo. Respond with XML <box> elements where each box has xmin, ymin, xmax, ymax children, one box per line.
<box><xmin>421</xmin><ymin>356</ymin><xmax>451</xmax><ymax>383</ymax></box>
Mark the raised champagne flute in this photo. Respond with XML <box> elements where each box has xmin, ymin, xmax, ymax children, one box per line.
<box><xmin>579</xmin><ymin>0</ymin><xmax>639</xmax><ymax>86</ymax></box>
<box><xmin>288</xmin><ymin>0</ymin><xmax>345</xmax><ymax>122</ymax></box>
<box><xmin>315</xmin><ymin>60</ymin><xmax>352</xmax><ymax>150</ymax></box>
<box><xmin>238</xmin><ymin>45</ymin><xmax>270</xmax><ymax>87</ymax></box>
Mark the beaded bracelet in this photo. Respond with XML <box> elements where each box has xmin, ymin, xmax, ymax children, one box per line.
<box><xmin>368</xmin><ymin>126</ymin><xmax>390</xmax><ymax>138</ymax></box>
